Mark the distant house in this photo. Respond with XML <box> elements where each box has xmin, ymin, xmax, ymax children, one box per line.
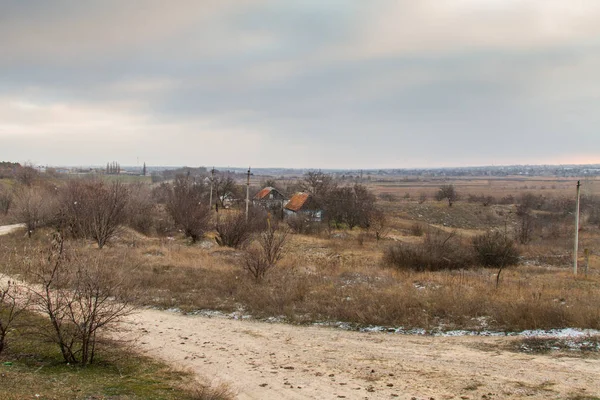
<box><xmin>284</xmin><ymin>192</ymin><xmax>322</xmax><ymax>222</ymax></box>
<box><xmin>253</xmin><ymin>187</ymin><xmax>287</xmax><ymax>210</ymax></box>
<box><xmin>219</xmin><ymin>192</ymin><xmax>236</xmax><ymax>209</ymax></box>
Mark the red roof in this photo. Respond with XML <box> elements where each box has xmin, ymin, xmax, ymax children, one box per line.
<box><xmin>254</xmin><ymin>187</ymin><xmax>274</xmax><ymax>200</ymax></box>
<box><xmin>284</xmin><ymin>192</ymin><xmax>310</xmax><ymax>212</ymax></box>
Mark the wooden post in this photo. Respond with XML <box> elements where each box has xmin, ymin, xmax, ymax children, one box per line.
<box><xmin>245</xmin><ymin>167</ymin><xmax>251</xmax><ymax>221</ymax></box>
<box><xmin>573</xmin><ymin>180</ymin><xmax>581</xmax><ymax>275</ymax></box>
<box><xmin>209</xmin><ymin>167</ymin><xmax>214</xmax><ymax>209</ymax></box>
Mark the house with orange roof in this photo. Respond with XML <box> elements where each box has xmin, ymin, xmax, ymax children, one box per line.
<box><xmin>284</xmin><ymin>192</ymin><xmax>323</xmax><ymax>222</ymax></box>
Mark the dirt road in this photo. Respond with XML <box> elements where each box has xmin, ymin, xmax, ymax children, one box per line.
<box><xmin>0</xmin><ymin>223</ymin><xmax>25</xmax><ymax>236</ymax></box>
<box><xmin>124</xmin><ymin>309</ymin><xmax>599</xmax><ymax>400</ymax></box>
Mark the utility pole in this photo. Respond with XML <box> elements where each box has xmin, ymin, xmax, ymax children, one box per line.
<box><xmin>245</xmin><ymin>166</ymin><xmax>251</xmax><ymax>221</ymax></box>
<box><xmin>573</xmin><ymin>180</ymin><xmax>581</xmax><ymax>274</ymax></box>
<box><xmin>209</xmin><ymin>167</ymin><xmax>215</xmax><ymax>209</ymax></box>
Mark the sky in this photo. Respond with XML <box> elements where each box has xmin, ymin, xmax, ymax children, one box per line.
<box><xmin>1</xmin><ymin>0</ymin><xmax>599</xmax><ymax>169</ymax></box>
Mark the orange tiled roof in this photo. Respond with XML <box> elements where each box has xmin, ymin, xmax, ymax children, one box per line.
<box><xmin>284</xmin><ymin>192</ymin><xmax>310</xmax><ymax>212</ymax></box>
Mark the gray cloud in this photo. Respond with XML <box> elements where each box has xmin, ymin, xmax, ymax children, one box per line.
<box><xmin>1</xmin><ymin>0</ymin><xmax>599</xmax><ymax>168</ymax></box>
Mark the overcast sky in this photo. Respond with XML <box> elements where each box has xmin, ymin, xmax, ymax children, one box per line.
<box><xmin>1</xmin><ymin>1</ymin><xmax>599</xmax><ymax>169</ymax></box>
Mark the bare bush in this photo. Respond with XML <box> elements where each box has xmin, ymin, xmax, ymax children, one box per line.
<box><xmin>435</xmin><ymin>184</ymin><xmax>458</xmax><ymax>207</ymax></box>
<box><xmin>324</xmin><ymin>184</ymin><xmax>377</xmax><ymax>229</ymax></box>
<box><xmin>515</xmin><ymin>203</ymin><xmax>535</xmax><ymax>244</ymax></box>
<box><xmin>371</xmin><ymin>209</ymin><xmax>389</xmax><ymax>241</ymax></box>
<box><xmin>472</xmin><ymin>230</ymin><xmax>520</xmax><ymax>287</ymax></box>
<box><xmin>215</xmin><ymin>208</ymin><xmax>268</xmax><ymax>249</ymax></box>
<box><xmin>15</xmin><ymin>164</ymin><xmax>39</xmax><ymax>186</ymax></box>
<box><xmin>58</xmin><ymin>179</ymin><xmax>130</xmax><ymax>248</ymax></box>
<box><xmin>126</xmin><ymin>182</ymin><xmax>156</xmax><ymax>235</ymax></box>
<box><xmin>27</xmin><ymin>233</ymin><xmax>135</xmax><ymax>366</ymax></box>
<box><xmin>473</xmin><ymin>231</ymin><xmax>520</xmax><ymax>268</ymax></box>
<box><xmin>384</xmin><ymin>230</ymin><xmax>473</xmax><ymax>271</ymax></box>
<box><xmin>242</xmin><ymin>222</ymin><xmax>289</xmax><ymax>282</ymax></box>
<box><xmin>467</xmin><ymin>193</ymin><xmax>495</xmax><ymax>206</ymax></box>
<box><xmin>166</xmin><ymin>176</ymin><xmax>210</xmax><ymax>243</ymax></box>
<box><xmin>13</xmin><ymin>185</ymin><xmax>57</xmax><ymax>237</ymax></box>
<box><xmin>378</xmin><ymin>193</ymin><xmax>397</xmax><ymax>202</ymax></box>
<box><xmin>0</xmin><ymin>187</ymin><xmax>12</xmax><ymax>215</ymax></box>
<box><xmin>0</xmin><ymin>277</ymin><xmax>28</xmax><ymax>355</ymax></box>
<box><xmin>409</xmin><ymin>223</ymin><xmax>424</xmax><ymax>236</ymax></box>
<box><xmin>286</xmin><ymin>213</ymin><xmax>322</xmax><ymax>235</ymax></box>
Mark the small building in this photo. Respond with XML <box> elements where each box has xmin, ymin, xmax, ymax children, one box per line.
<box><xmin>284</xmin><ymin>192</ymin><xmax>322</xmax><ymax>222</ymax></box>
<box><xmin>220</xmin><ymin>192</ymin><xmax>236</xmax><ymax>209</ymax></box>
<box><xmin>253</xmin><ymin>187</ymin><xmax>287</xmax><ymax>210</ymax></box>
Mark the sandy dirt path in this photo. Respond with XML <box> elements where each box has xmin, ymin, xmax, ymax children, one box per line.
<box><xmin>124</xmin><ymin>310</ymin><xmax>599</xmax><ymax>400</ymax></box>
<box><xmin>0</xmin><ymin>223</ymin><xmax>25</xmax><ymax>236</ymax></box>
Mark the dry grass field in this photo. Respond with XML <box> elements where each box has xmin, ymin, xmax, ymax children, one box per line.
<box><xmin>2</xmin><ymin>174</ymin><xmax>598</xmax><ymax>334</ymax></box>
<box><xmin>1</xmin><ymin>172</ymin><xmax>599</xmax><ymax>398</ymax></box>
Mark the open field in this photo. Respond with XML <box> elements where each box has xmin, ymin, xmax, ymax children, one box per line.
<box><xmin>1</xmin><ymin>171</ymin><xmax>599</xmax><ymax>399</ymax></box>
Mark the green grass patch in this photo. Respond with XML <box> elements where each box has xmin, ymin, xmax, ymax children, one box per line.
<box><xmin>0</xmin><ymin>312</ymin><xmax>232</xmax><ymax>400</ymax></box>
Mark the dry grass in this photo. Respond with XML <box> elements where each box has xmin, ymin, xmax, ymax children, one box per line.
<box><xmin>2</xmin><ymin>180</ymin><xmax>599</xmax><ymax>333</ymax></box>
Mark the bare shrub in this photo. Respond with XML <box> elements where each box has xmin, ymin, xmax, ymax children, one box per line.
<box><xmin>13</xmin><ymin>185</ymin><xmax>57</xmax><ymax>237</ymax></box>
<box><xmin>215</xmin><ymin>208</ymin><xmax>267</xmax><ymax>249</ymax></box>
<box><xmin>286</xmin><ymin>213</ymin><xmax>321</xmax><ymax>235</ymax></box>
<box><xmin>378</xmin><ymin>193</ymin><xmax>397</xmax><ymax>202</ymax></box>
<box><xmin>384</xmin><ymin>230</ymin><xmax>473</xmax><ymax>271</ymax></box>
<box><xmin>515</xmin><ymin>203</ymin><xmax>535</xmax><ymax>244</ymax></box>
<box><xmin>324</xmin><ymin>184</ymin><xmax>377</xmax><ymax>229</ymax></box>
<box><xmin>467</xmin><ymin>194</ymin><xmax>496</xmax><ymax>206</ymax></box>
<box><xmin>472</xmin><ymin>231</ymin><xmax>520</xmax><ymax>268</ymax></box>
<box><xmin>0</xmin><ymin>187</ymin><xmax>12</xmax><ymax>215</ymax></box>
<box><xmin>242</xmin><ymin>223</ymin><xmax>289</xmax><ymax>282</ymax></box>
<box><xmin>409</xmin><ymin>223</ymin><xmax>424</xmax><ymax>236</ymax></box>
<box><xmin>371</xmin><ymin>209</ymin><xmax>389</xmax><ymax>241</ymax></box>
<box><xmin>0</xmin><ymin>277</ymin><xmax>28</xmax><ymax>355</ymax></box>
<box><xmin>15</xmin><ymin>164</ymin><xmax>39</xmax><ymax>186</ymax></box>
<box><xmin>58</xmin><ymin>179</ymin><xmax>130</xmax><ymax>248</ymax></box>
<box><xmin>435</xmin><ymin>184</ymin><xmax>458</xmax><ymax>207</ymax></box>
<box><xmin>126</xmin><ymin>182</ymin><xmax>156</xmax><ymax>235</ymax></box>
<box><xmin>184</xmin><ymin>382</ymin><xmax>235</xmax><ymax>400</ymax></box>
<box><xmin>26</xmin><ymin>233</ymin><xmax>135</xmax><ymax>366</ymax></box>
<box><xmin>166</xmin><ymin>176</ymin><xmax>210</xmax><ymax>243</ymax></box>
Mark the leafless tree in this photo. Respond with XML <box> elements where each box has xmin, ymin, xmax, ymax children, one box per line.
<box><xmin>27</xmin><ymin>233</ymin><xmax>134</xmax><ymax>366</ymax></box>
<box><xmin>58</xmin><ymin>179</ymin><xmax>129</xmax><ymax>248</ymax></box>
<box><xmin>166</xmin><ymin>176</ymin><xmax>211</xmax><ymax>243</ymax></box>
<box><xmin>13</xmin><ymin>185</ymin><xmax>56</xmax><ymax>237</ymax></box>
<box><xmin>15</xmin><ymin>163</ymin><xmax>39</xmax><ymax>186</ymax></box>
<box><xmin>435</xmin><ymin>184</ymin><xmax>458</xmax><ymax>207</ymax></box>
<box><xmin>243</xmin><ymin>222</ymin><xmax>289</xmax><ymax>282</ymax></box>
<box><xmin>300</xmin><ymin>170</ymin><xmax>336</xmax><ymax>199</ymax></box>
<box><xmin>324</xmin><ymin>184</ymin><xmax>377</xmax><ymax>229</ymax></box>
<box><xmin>371</xmin><ymin>208</ymin><xmax>389</xmax><ymax>241</ymax></box>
